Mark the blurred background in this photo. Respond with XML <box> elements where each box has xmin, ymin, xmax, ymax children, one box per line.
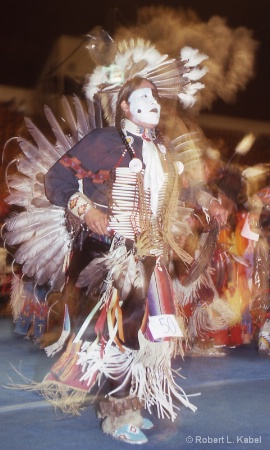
<box><xmin>0</xmin><ymin>0</ymin><xmax>269</xmax><ymax>248</ymax></box>
<box><xmin>0</xmin><ymin>1</ymin><xmax>269</xmax><ymax>134</ymax></box>
<box><xmin>0</xmin><ymin>7</ymin><xmax>270</xmax><ymax>447</ymax></box>
<box><xmin>0</xmin><ymin>0</ymin><xmax>269</xmax><ymax>163</ymax></box>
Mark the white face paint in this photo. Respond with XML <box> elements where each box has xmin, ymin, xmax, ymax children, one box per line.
<box><xmin>128</xmin><ymin>87</ymin><xmax>161</xmax><ymax>126</ymax></box>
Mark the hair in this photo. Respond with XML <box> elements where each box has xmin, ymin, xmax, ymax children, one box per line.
<box><xmin>114</xmin><ymin>76</ymin><xmax>158</xmax><ymax>128</ymax></box>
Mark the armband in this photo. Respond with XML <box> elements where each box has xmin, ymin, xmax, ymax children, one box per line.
<box><xmin>68</xmin><ymin>191</ymin><xmax>96</xmax><ymax>221</ymax></box>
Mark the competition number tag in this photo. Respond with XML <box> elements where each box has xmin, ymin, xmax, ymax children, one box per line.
<box><xmin>148</xmin><ymin>314</ymin><xmax>183</xmax><ymax>340</ymax></box>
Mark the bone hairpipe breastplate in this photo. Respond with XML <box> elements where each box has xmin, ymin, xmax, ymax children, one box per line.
<box><xmin>108</xmin><ymin>167</ymin><xmax>167</xmax><ymax>257</ymax></box>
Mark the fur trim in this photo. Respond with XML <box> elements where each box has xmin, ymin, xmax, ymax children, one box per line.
<box><xmin>188</xmin><ymin>298</ymin><xmax>236</xmax><ymax>340</ymax></box>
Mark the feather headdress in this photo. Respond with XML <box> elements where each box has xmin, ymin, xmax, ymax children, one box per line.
<box><xmin>84</xmin><ymin>36</ymin><xmax>208</xmax><ymax>125</ymax></box>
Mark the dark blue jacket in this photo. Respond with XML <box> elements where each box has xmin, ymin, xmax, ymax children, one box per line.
<box><xmin>44</xmin><ymin>126</ymin><xmax>145</xmax><ymax>208</ymax></box>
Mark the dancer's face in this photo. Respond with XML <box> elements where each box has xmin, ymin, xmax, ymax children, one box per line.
<box><xmin>121</xmin><ymin>80</ymin><xmax>161</xmax><ymax>129</ymax></box>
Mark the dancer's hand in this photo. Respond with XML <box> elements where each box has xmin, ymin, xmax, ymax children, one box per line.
<box><xmin>85</xmin><ymin>208</ymin><xmax>109</xmax><ymax>235</ymax></box>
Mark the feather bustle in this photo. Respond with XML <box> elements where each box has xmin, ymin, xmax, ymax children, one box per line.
<box><xmin>4</xmin><ymin>95</ymin><xmax>99</xmax><ymax>288</ymax></box>
<box><xmin>14</xmin><ymin>227</ymin><xmax>68</xmax><ymax>264</ymax></box>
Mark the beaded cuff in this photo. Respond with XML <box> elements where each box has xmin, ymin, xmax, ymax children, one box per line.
<box><xmin>68</xmin><ymin>191</ymin><xmax>96</xmax><ymax>221</ymax></box>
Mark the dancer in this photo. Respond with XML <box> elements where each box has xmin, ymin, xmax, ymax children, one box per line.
<box><xmin>4</xmin><ymin>35</ymin><xmax>222</xmax><ymax>444</ymax></box>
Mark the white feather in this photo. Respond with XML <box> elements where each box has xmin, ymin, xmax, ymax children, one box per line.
<box><xmin>23</xmin><ymin>235</ymin><xmax>69</xmax><ymax>278</ymax></box>
<box><xmin>35</xmin><ymin>241</ymin><xmax>70</xmax><ymax>284</ymax></box>
<box><xmin>178</xmin><ymin>92</ymin><xmax>196</xmax><ymax>108</ymax></box>
<box><xmin>84</xmin><ymin>67</ymin><xmax>108</xmax><ymax>101</ymax></box>
<box><xmin>183</xmin><ymin>67</ymin><xmax>208</xmax><ymax>82</ymax></box>
<box><xmin>73</xmin><ymin>96</ymin><xmax>91</xmax><ymax>139</ymax></box>
<box><xmin>61</xmin><ymin>96</ymin><xmax>78</xmax><ymax>144</ymax></box>
<box><xmin>32</xmin><ymin>198</ymin><xmax>52</xmax><ymax>208</ymax></box>
<box><xmin>44</xmin><ymin>105</ymin><xmax>72</xmax><ymax>153</ymax></box>
<box><xmin>24</xmin><ymin>117</ymin><xmax>63</xmax><ymax>161</ymax></box>
<box><xmin>48</xmin><ymin>263</ymin><xmax>67</xmax><ymax>290</ymax></box>
<box><xmin>16</xmin><ymin>156</ymin><xmax>41</xmax><ymax>179</ymax></box>
<box><xmin>18</xmin><ymin>138</ymin><xmax>50</xmax><ymax>170</ymax></box>
<box><xmin>86</xmin><ymin>97</ymin><xmax>98</xmax><ymax>131</ymax></box>
<box><xmin>112</xmin><ymin>253</ymin><xmax>147</xmax><ymax>301</ymax></box>
<box><xmin>242</xmin><ymin>164</ymin><xmax>268</xmax><ymax>180</ymax></box>
<box><xmin>6</xmin><ymin>174</ymin><xmax>32</xmax><ymax>193</ymax></box>
<box><xmin>5</xmin><ymin>227</ymin><xmax>36</xmax><ymax>246</ymax></box>
<box><xmin>185</xmin><ymin>82</ymin><xmax>205</xmax><ymax>95</ymax></box>
<box><xmin>5</xmin><ymin>208</ymin><xmax>64</xmax><ymax>231</ymax></box>
<box><xmin>5</xmin><ymin>193</ymin><xmax>31</xmax><ymax>208</ymax></box>
<box><xmin>7</xmin><ymin>183</ymin><xmax>46</xmax><ymax>208</ymax></box>
<box><xmin>180</xmin><ymin>46</ymin><xmax>208</xmax><ymax>66</ymax></box>
<box><xmin>14</xmin><ymin>226</ymin><xmax>67</xmax><ymax>264</ymax></box>
<box><xmin>235</xmin><ymin>133</ymin><xmax>255</xmax><ymax>155</ymax></box>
